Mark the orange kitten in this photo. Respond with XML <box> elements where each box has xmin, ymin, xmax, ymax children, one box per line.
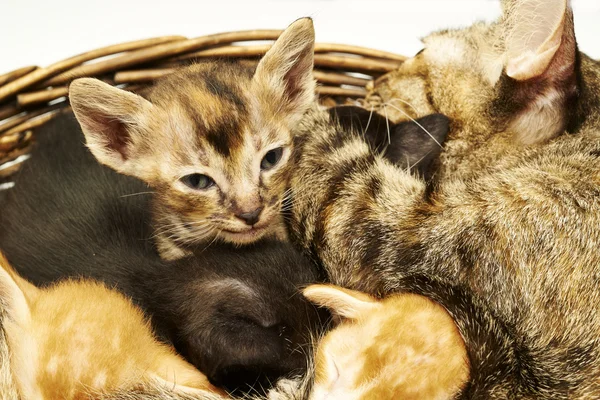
<box><xmin>304</xmin><ymin>284</ymin><xmax>469</xmax><ymax>400</ymax></box>
<box><xmin>0</xmin><ymin>252</ymin><xmax>226</xmax><ymax>399</ymax></box>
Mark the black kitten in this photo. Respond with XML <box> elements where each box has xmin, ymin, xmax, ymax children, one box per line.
<box><xmin>328</xmin><ymin>105</ymin><xmax>449</xmax><ymax>181</ymax></box>
<box><xmin>0</xmin><ymin>112</ymin><xmax>327</xmax><ymax>394</ymax></box>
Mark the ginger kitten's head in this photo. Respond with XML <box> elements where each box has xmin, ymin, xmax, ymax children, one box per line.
<box><xmin>0</xmin><ymin>252</ymin><xmax>225</xmax><ymax>399</ymax></box>
<box><xmin>69</xmin><ymin>18</ymin><xmax>315</xmax><ymax>260</ymax></box>
<box><xmin>369</xmin><ymin>0</ymin><xmax>578</xmax><ymax>146</ymax></box>
<box><xmin>303</xmin><ymin>285</ymin><xmax>469</xmax><ymax>400</ymax></box>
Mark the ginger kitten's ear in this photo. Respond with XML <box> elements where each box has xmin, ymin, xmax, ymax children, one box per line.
<box><xmin>0</xmin><ymin>253</ymin><xmax>35</xmax><ymax>325</ymax></box>
<box><xmin>253</xmin><ymin>17</ymin><xmax>316</xmax><ymax>125</ymax></box>
<box><xmin>69</xmin><ymin>78</ymin><xmax>154</xmax><ymax>179</ymax></box>
<box><xmin>504</xmin><ymin>0</ymin><xmax>575</xmax><ymax>81</ymax></box>
<box><xmin>303</xmin><ymin>284</ymin><xmax>378</xmax><ymax>320</ymax></box>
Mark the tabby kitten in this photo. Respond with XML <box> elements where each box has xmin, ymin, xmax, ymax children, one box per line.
<box><xmin>0</xmin><ymin>111</ymin><xmax>327</xmax><ymax>395</ymax></box>
<box><xmin>69</xmin><ymin>18</ymin><xmax>316</xmax><ymax>261</ymax></box>
<box><xmin>365</xmin><ymin>0</ymin><xmax>600</xmax><ymax>181</ymax></box>
<box><xmin>0</xmin><ymin>252</ymin><xmax>225</xmax><ymax>399</ymax></box>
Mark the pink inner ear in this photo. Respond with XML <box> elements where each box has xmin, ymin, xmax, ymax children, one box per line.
<box><xmin>284</xmin><ymin>49</ymin><xmax>312</xmax><ymax>103</ymax></box>
<box><xmin>90</xmin><ymin>114</ymin><xmax>132</xmax><ymax>161</ymax></box>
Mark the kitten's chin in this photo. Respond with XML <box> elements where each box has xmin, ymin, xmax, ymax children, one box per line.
<box><xmin>220</xmin><ymin>226</ymin><xmax>270</xmax><ymax>245</ymax></box>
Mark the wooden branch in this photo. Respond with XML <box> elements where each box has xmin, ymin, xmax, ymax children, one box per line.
<box><xmin>315</xmin><ymin>43</ymin><xmax>406</xmax><ymax>61</ymax></box>
<box><xmin>0</xmin><ymin>36</ymin><xmax>186</xmax><ymax>103</ymax></box>
<box><xmin>40</xmin><ymin>30</ymin><xmax>283</xmax><ymax>87</ymax></box>
<box><xmin>0</xmin><ymin>146</ymin><xmax>31</xmax><ymax>178</ymax></box>
<box><xmin>17</xmin><ymin>87</ymin><xmax>69</xmax><ymax>108</ymax></box>
<box><xmin>176</xmin><ymin>44</ymin><xmax>271</xmax><ymax>60</ymax></box>
<box><xmin>114</xmin><ymin>68</ymin><xmax>175</xmax><ymax>84</ymax></box>
<box><xmin>0</xmin><ymin>130</ymin><xmax>31</xmax><ymax>152</ymax></box>
<box><xmin>0</xmin><ymin>66</ymin><xmax>38</xmax><ymax>87</ymax></box>
<box><xmin>176</xmin><ymin>43</ymin><xmax>406</xmax><ymax>63</ymax></box>
<box><xmin>0</xmin><ymin>103</ymin><xmax>19</xmax><ymax>121</ymax></box>
<box><xmin>0</xmin><ymin>103</ymin><xmax>64</xmax><ymax>133</ymax></box>
<box><xmin>314</xmin><ymin>54</ymin><xmax>401</xmax><ymax>73</ymax></box>
<box><xmin>115</xmin><ymin>67</ymin><xmax>370</xmax><ymax>88</ymax></box>
<box><xmin>1</xmin><ymin>109</ymin><xmax>62</xmax><ymax>137</ymax></box>
<box><xmin>316</xmin><ymin>86</ymin><xmax>367</xmax><ymax>98</ymax></box>
<box><xmin>313</xmin><ymin>70</ymin><xmax>370</xmax><ymax>87</ymax></box>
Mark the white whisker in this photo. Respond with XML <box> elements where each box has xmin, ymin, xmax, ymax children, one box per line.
<box><xmin>119</xmin><ymin>191</ymin><xmax>155</xmax><ymax>198</ymax></box>
<box><xmin>383</xmin><ymin>102</ymin><xmax>443</xmax><ymax>148</ymax></box>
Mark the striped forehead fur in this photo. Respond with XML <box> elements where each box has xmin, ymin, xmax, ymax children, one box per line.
<box><xmin>148</xmin><ymin>61</ymin><xmax>254</xmax><ymax>158</ymax></box>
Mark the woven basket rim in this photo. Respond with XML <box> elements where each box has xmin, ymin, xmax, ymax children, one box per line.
<box><xmin>0</xmin><ymin>29</ymin><xmax>406</xmax><ymax>182</ymax></box>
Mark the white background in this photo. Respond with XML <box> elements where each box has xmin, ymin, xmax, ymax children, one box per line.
<box><xmin>1</xmin><ymin>0</ymin><xmax>599</xmax><ymax>75</ymax></box>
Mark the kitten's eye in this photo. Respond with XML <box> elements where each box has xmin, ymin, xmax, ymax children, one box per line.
<box><xmin>415</xmin><ymin>48</ymin><xmax>425</xmax><ymax>56</ymax></box>
<box><xmin>180</xmin><ymin>173</ymin><xmax>215</xmax><ymax>190</ymax></box>
<box><xmin>260</xmin><ymin>147</ymin><xmax>284</xmax><ymax>171</ymax></box>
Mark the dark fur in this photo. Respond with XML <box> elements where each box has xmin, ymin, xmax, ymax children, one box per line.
<box><xmin>328</xmin><ymin>106</ymin><xmax>449</xmax><ymax>181</ymax></box>
<box><xmin>0</xmin><ymin>112</ymin><xmax>328</xmax><ymax>395</ymax></box>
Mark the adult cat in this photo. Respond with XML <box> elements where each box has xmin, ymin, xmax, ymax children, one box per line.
<box><xmin>285</xmin><ymin>1</ymin><xmax>600</xmax><ymax>394</ymax></box>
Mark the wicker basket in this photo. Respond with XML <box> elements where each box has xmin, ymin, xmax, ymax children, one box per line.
<box><xmin>0</xmin><ymin>30</ymin><xmax>405</xmax><ymax>185</ymax></box>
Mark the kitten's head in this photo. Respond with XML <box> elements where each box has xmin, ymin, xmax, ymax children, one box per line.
<box><xmin>69</xmin><ymin>18</ymin><xmax>315</xmax><ymax>254</ymax></box>
<box><xmin>371</xmin><ymin>0</ymin><xmax>578</xmax><ymax>145</ymax></box>
<box><xmin>0</xmin><ymin>252</ymin><xmax>225</xmax><ymax>399</ymax></box>
<box><xmin>304</xmin><ymin>284</ymin><xmax>469</xmax><ymax>400</ymax></box>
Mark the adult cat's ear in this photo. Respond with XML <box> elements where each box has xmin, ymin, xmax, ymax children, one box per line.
<box><xmin>0</xmin><ymin>252</ymin><xmax>35</xmax><ymax>326</ymax></box>
<box><xmin>497</xmin><ymin>0</ymin><xmax>577</xmax><ymax>145</ymax></box>
<box><xmin>386</xmin><ymin>113</ymin><xmax>449</xmax><ymax>181</ymax></box>
<box><xmin>303</xmin><ymin>284</ymin><xmax>378</xmax><ymax>320</ymax></box>
<box><xmin>70</xmin><ymin>78</ymin><xmax>154</xmax><ymax>179</ymax></box>
<box><xmin>504</xmin><ymin>0</ymin><xmax>575</xmax><ymax>82</ymax></box>
<box><xmin>253</xmin><ymin>18</ymin><xmax>316</xmax><ymax>126</ymax></box>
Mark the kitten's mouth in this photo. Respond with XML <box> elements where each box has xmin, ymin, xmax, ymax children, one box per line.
<box><xmin>221</xmin><ymin>226</ymin><xmax>268</xmax><ymax>244</ymax></box>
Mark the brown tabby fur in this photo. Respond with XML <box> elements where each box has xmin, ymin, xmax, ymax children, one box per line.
<box><xmin>69</xmin><ymin>18</ymin><xmax>316</xmax><ymax>261</ymax></box>
<box><xmin>289</xmin><ymin>100</ymin><xmax>600</xmax><ymax>398</ymax></box>
<box><xmin>0</xmin><ymin>252</ymin><xmax>225</xmax><ymax>400</ymax></box>
<box><xmin>286</xmin><ymin>2</ymin><xmax>600</xmax><ymax>396</ymax></box>
<box><xmin>303</xmin><ymin>284</ymin><xmax>469</xmax><ymax>400</ymax></box>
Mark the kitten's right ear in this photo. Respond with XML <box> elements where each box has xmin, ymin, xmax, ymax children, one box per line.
<box><xmin>0</xmin><ymin>253</ymin><xmax>34</xmax><ymax>325</ymax></box>
<box><xmin>387</xmin><ymin>113</ymin><xmax>449</xmax><ymax>181</ymax></box>
<box><xmin>253</xmin><ymin>18</ymin><xmax>316</xmax><ymax>126</ymax></box>
<box><xmin>303</xmin><ymin>284</ymin><xmax>378</xmax><ymax>320</ymax></box>
<box><xmin>69</xmin><ymin>78</ymin><xmax>154</xmax><ymax>178</ymax></box>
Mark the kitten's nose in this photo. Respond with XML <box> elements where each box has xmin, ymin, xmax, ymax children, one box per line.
<box><xmin>235</xmin><ymin>207</ymin><xmax>264</xmax><ymax>226</ymax></box>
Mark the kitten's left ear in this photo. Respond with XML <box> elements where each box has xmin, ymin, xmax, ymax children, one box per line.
<box><xmin>303</xmin><ymin>284</ymin><xmax>378</xmax><ymax>320</ymax></box>
<box><xmin>253</xmin><ymin>18</ymin><xmax>316</xmax><ymax>125</ymax></box>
